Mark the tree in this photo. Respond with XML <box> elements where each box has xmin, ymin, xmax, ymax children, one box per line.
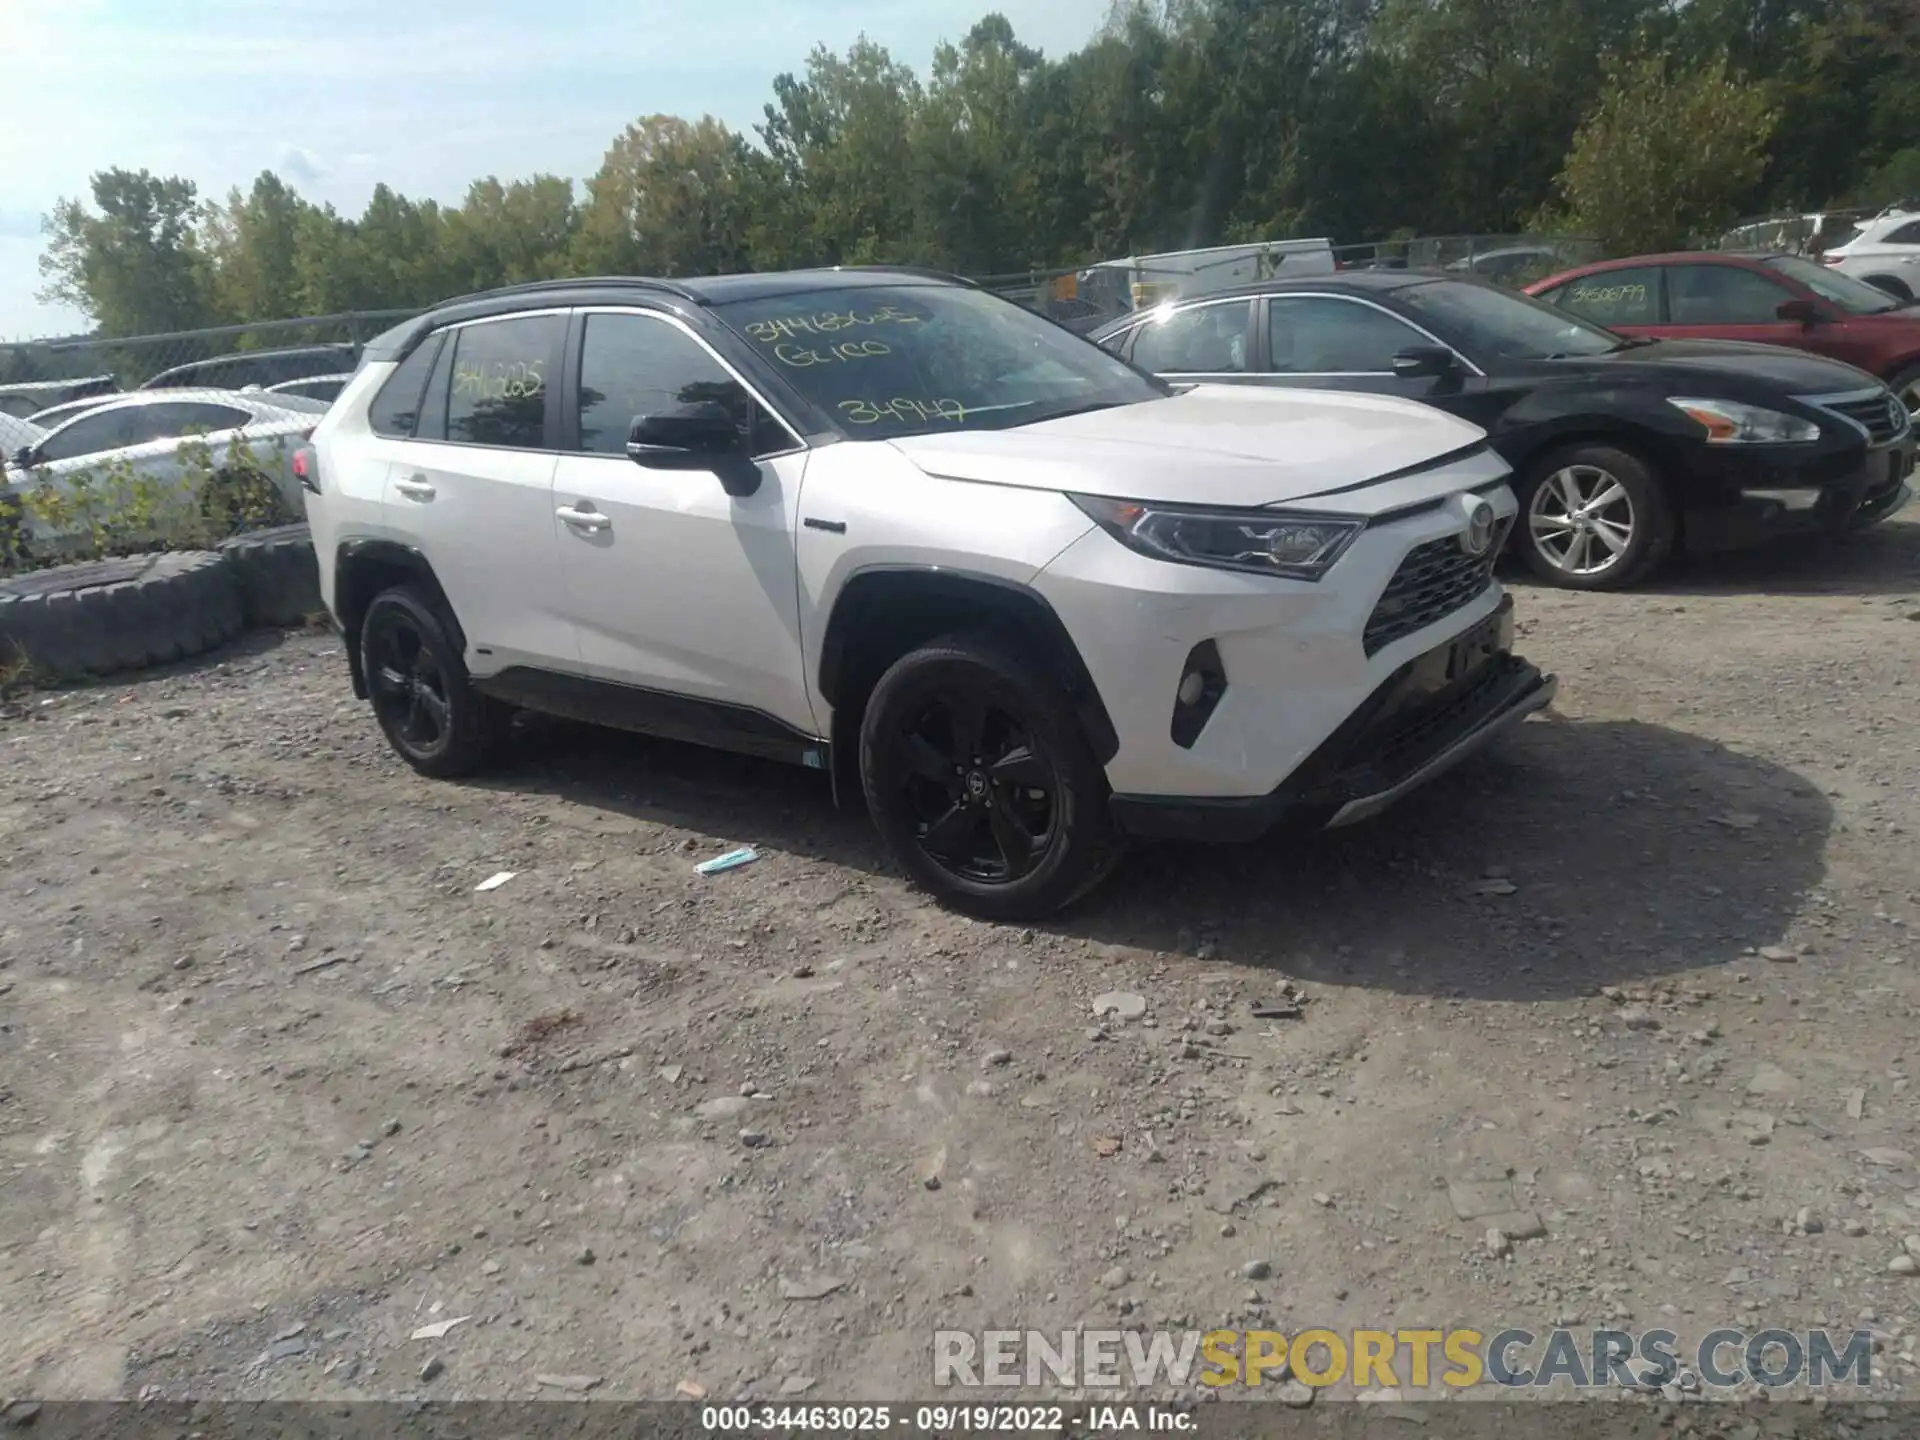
<box><xmin>39</xmin><ymin>169</ymin><xmax>214</xmax><ymax>335</ymax></box>
<box><xmin>444</xmin><ymin>176</ymin><xmax>579</xmax><ymax>291</ymax></box>
<box><xmin>201</xmin><ymin>171</ymin><xmax>311</xmax><ymax>324</ymax></box>
<box><xmin>572</xmin><ymin>116</ymin><xmax>763</xmax><ymax>276</ymax></box>
<box><xmin>1546</xmin><ymin>53</ymin><xmax>1778</xmax><ymax>254</ymax></box>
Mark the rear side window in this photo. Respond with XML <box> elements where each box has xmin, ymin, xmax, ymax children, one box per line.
<box><xmin>368</xmin><ymin>335</ymin><xmax>444</xmax><ymax>438</ymax></box>
<box><xmin>440</xmin><ymin>314</ymin><xmax>562</xmax><ymax>449</ymax></box>
<box><xmin>37</xmin><ymin>408</ymin><xmax>140</xmax><ymax>462</ymax></box>
<box><xmin>1556</xmin><ymin>268</ymin><xmax>1662</xmax><ymax>326</ymax></box>
<box><xmin>129</xmin><ymin>402</ymin><xmax>250</xmax><ymax>442</ymax></box>
<box><xmin>1668</xmin><ymin>264</ymin><xmax>1792</xmax><ymax>324</ymax></box>
<box><xmin>1883</xmin><ymin>221</ymin><xmax>1920</xmax><ymax>246</ymax></box>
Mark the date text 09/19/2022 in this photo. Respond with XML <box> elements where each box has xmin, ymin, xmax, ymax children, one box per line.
<box><xmin>700</xmin><ymin>1404</ymin><xmax>1178</xmax><ymax>1432</ymax></box>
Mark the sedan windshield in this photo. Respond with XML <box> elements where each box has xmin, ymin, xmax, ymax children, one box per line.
<box><xmin>715</xmin><ymin>284</ymin><xmax>1166</xmax><ymax>437</ymax></box>
<box><xmin>1764</xmin><ymin>254</ymin><xmax>1901</xmax><ymax>314</ymax></box>
<box><xmin>1397</xmin><ymin>278</ymin><xmax>1620</xmax><ymax>360</ymax></box>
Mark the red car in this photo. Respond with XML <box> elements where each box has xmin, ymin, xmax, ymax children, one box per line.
<box><xmin>1527</xmin><ymin>252</ymin><xmax>1920</xmax><ymax>416</ymax></box>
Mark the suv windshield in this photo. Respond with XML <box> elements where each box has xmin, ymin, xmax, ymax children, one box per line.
<box><xmin>1764</xmin><ymin>254</ymin><xmax>1901</xmax><ymax>314</ymax></box>
<box><xmin>1397</xmin><ymin>278</ymin><xmax>1620</xmax><ymax>360</ymax></box>
<box><xmin>715</xmin><ymin>283</ymin><xmax>1166</xmax><ymax>437</ymax></box>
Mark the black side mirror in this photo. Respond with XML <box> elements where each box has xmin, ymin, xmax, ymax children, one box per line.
<box><xmin>1391</xmin><ymin>346</ymin><xmax>1457</xmax><ymax>380</ymax></box>
<box><xmin>11</xmin><ymin>447</ymin><xmax>35</xmax><ymax>470</ymax></box>
<box><xmin>626</xmin><ymin>401</ymin><xmax>760</xmax><ymax>497</ymax></box>
<box><xmin>1777</xmin><ymin>298</ymin><xmax>1821</xmax><ymax>326</ymax></box>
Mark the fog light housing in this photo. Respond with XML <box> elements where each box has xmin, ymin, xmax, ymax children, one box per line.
<box><xmin>1170</xmin><ymin>640</ymin><xmax>1227</xmax><ymax>749</ymax></box>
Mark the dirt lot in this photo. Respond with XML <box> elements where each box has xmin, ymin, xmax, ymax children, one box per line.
<box><xmin>2</xmin><ymin>518</ymin><xmax>1918</xmax><ymax>1411</ymax></box>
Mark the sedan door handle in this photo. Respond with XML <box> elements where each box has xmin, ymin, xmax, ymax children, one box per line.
<box><xmin>393</xmin><ymin>475</ymin><xmax>436</xmax><ymax>500</ymax></box>
<box><xmin>556</xmin><ymin>504</ymin><xmax>611</xmax><ymax>532</ymax></box>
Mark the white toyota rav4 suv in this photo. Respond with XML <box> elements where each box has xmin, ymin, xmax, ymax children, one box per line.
<box><xmin>303</xmin><ymin>268</ymin><xmax>1556</xmax><ymax>918</ymax></box>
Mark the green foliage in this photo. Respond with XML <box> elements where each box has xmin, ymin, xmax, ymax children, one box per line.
<box><xmin>1859</xmin><ymin>148</ymin><xmax>1920</xmax><ymax>208</ymax></box>
<box><xmin>1545</xmin><ymin>53</ymin><xmax>1778</xmax><ymax>255</ymax></box>
<box><xmin>2</xmin><ymin>431</ymin><xmax>296</xmax><ymax>578</ymax></box>
<box><xmin>28</xmin><ymin>0</ymin><xmax>1920</xmax><ymax>332</ymax></box>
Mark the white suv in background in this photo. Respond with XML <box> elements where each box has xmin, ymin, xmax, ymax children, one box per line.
<box><xmin>302</xmin><ymin>268</ymin><xmax>1555</xmax><ymax>917</ymax></box>
<box><xmin>1825</xmin><ymin>210</ymin><xmax>1920</xmax><ymax>301</ymax></box>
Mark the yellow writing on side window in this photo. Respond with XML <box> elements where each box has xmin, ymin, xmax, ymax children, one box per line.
<box><xmin>838</xmin><ymin>398</ymin><xmax>967</xmax><ymax>426</ymax></box>
<box><xmin>745</xmin><ymin>307</ymin><xmax>924</xmax><ymax>343</ymax></box>
<box><xmin>773</xmin><ymin>339</ymin><xmax>892</xmax><ymax>368</ymax></box>
<box><xmin>1569</xmin><ymin>283</ymin><xmax>1647</xmax><ymax>308</ymax></box>
<box><xmin>454</xmin><ymin>359</ymin><xmax>546</xmax><ymax>402</ymax></box>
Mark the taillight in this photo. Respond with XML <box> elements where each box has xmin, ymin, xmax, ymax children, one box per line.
<box><xmin>292</xmin><ymin>444</ymin><xmax>318</xmax><ymax>494</ymax></box>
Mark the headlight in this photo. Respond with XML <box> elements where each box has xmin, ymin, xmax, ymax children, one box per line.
<box><xmin>1668</xmin><ymin>397</ymin><xmax>1819</xmax><ymax>444</ymax></box>
<box><xmin>1069</xmin><ymin>493</ymin><xmax>1365</xmax><ymax>580</ymax></box>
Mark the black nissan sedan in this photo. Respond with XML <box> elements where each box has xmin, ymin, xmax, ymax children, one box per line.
<box><xmin>1092</xmin><ymin>274</ymin><xmax>1915</xmax><ymax>589</ymax></box>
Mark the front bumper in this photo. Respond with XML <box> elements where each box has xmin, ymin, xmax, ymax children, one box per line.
<box><xmin>1108</xmin><ymin>594</ymin><xmax>1556</xmax><ymax>842</ymax></box>
<box><xmin>1683</xmin><ymin>437</ymin><xmax>1915</xmax><ymax>552</ymax></box>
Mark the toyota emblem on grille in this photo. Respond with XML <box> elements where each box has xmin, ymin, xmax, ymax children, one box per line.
<box><xmin>1459</xmin><ymin>498</ymin><xmax>1496</xmax><ymax>557</ymax></box>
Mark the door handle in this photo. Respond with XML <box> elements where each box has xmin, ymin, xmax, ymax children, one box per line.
<box><xmin>393</xmin><ymin>474</ymin><xmax>436</xmax><ymax>500</ymax></box>
<box><xmin>556</xmin><ymin>504</ymin><xmax>611</xmax><ymax>532</ymax></box>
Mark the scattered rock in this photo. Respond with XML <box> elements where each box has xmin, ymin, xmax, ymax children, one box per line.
<box><xmin>1467</xmin><ymin>879</ymin><xmax>1518</xmax><ymax>897</ymax></box>
<box><xmin>1847</xmin><ymin>1088</ymin><xmax>1867</xmax><ymax>1120</ymax></box>
<box><xmin>658</xmin><ymin>1065</ymin><xmax>684</xmax><ymax>1084</ymax></box>
<box><xmin>1485</xmin><ymin>1228</ymin><xmax>1513</xmax><ymax>1259</ymax></box>
<box><xmin>382</xmin><ymin>1117</ymin><xmax>402</xmax><ymax>1137</ymax></box>
<box><xmin>576</xmin><ymin>1246</ymin><xmax>596</xmax><ymax>1265</ymax></box>
<box><xmin>419</xmin><ymin>1356</ymin><xmax>444</xmax><ymax>1383</ymax></box>
<box><xmin>1275</xmin><ymin>1380</ymin><xmax>1314</xmax><ymax>1407</ymax></box>
<box><xmin>740</xmin><ymin>1130</ymin><xmax>769</xmax><ymax>1148</ymax></box>
<box><xmin>677</xmin><ymin>1379</ymin><xmax>708</xmax><ymax>1400</ymax></box>
<box><xmin>1240</xmin><ymin>1259</ymin><xmax>1272</xmax><ymax>1280</ymax></box>
<box><xmin>1312</xmin><ymin>1192</ymin><xmax>1334</xmax><ymax>1208</ymax></box>
<box><xmin>1092</xmin><ymin>991</ymin><xmax>1147</xmax><ymax>1021</ymax></box>
<box><xmin>1746</xmin><ymin>1064</ymin><xmax>1797</xmax><ymax>1096</ymax></box>
<box><xmin>780</xmin><ymin>1376</ymin><xmax>816</xmax><ymax>1396</ymax></box>
<box><xmin>1759</xmin><ymin>946</ymin><xmax>1799</xmax><ymax>963</ymax></box>
<box><xmin>1843</xmin><ymin>1220</ymin><xmax>1869</xmax><ymax>1238</ymax></box>
<box><xmin>778</xmin><ymin>1274</ymin><xmax>847</xmax><ymax>1301</ymax></box>
<box><xmin>1619</xmin><ymin>1005</ymin><xmax>1661</xmax><ymax>1031</ymax></box>
<box><xmin>534</xmin><ymin>1374</ymin><xmax>603</xmax><ymax>1393</ymax></box>
<box><xmin>3</xmin><ymin>1402</ymin><xmax>41</xmax><ymax>1428</ymax></box>
<box><xmin>1100</xmin><ymin>1265</ymin><xmax>1131</xmax><ymax>1291</ymax></box>
<box><xmin>694</xmin><ymin>1096</ymin><xmax>752</xmax><ymax>1120</ymax></box>
<box><xmin>1862</xmin><ymin>1148</ymin><xmax>1914</xmax><ymax>1169</ymax></box>
<box><xmin>1889</xmin><ymin>1254</ymin><xmax>1918</xmax><ymax>1276</ymax></box>
<box><xmin>1796</xmin><ymin>1208</ymin><xmax>1825</xmax><ymax>1236</ymax></box>
<box><xmin>982</xmin><ymin>1049</ymin><xmax>1013</xmax><ymax>1068</ymax></box>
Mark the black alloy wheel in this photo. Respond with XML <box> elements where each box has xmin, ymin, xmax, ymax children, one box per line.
<box><xmin>858</xmin><ymin>633</ymin><xmax>1124</xmax><ymax>919</ymax></box>
<box><xmin>895</xmin><ymin>688</ymin><xmax>1058</xmax><ymax>884</ymax></box>
<box><xmin>359</xmin><ymin>585</ymin><xmax>499</xmax><ymax>777</ymax></box>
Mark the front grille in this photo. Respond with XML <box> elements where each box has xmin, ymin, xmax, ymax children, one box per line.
<box><xmin>1362</xmin><ymin>527</ymin><xmax>1503</xmax><ymax>656</ymax></box>
<box><xmin>1817</xmin><ymin>390</ymin><xmax>1907</xmax><ymax>446</ymax></box>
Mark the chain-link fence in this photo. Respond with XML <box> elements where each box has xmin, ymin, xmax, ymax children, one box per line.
<box><xmin>0</xmin><ymin>310</ymin><xmax>418</xmax><ymax>423</ymax></box>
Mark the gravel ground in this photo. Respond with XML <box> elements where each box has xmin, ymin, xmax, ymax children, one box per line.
<box><xmin>2</xmin><ymin>518</ymin><xmax>1918</xmax><ymax>1412</ymax></box>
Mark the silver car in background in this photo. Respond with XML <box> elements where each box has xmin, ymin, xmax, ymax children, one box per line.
<box><xmin>3</xmin><ymin>390</ymin><xmax>316</xmax><ymax>553</ymax></box>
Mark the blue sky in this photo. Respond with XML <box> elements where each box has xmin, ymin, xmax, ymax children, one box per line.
<box><xmin>0</xmin><ymin>0</ymin><xmax>1113</xmax><ymax>339</ymax></box>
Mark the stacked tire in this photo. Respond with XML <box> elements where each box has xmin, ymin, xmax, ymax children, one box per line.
<box><xmin>0</xmin><ymin>523</ymin><xmax>323</xmax><ymax>683</ymax></box>
<box><xmin>0</xmin><ymin>552</ymin><xmax>244</xmax><ymax>682</ymax></box>
<box><xmin>218</xmin><ymin>522</ymin><xmax>322</xmax><ymax>628</ymax></box>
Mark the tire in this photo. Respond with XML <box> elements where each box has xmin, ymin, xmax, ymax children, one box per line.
<box><xmin>0</xmin><ymin>551</ymin><xmax>242</xmax><ymax>682</ymax></box>
<box><xmin>1888</xmin><ymin>363</ymin><xmax>1920</xmax><ymax>422</ymax></box>
<box><xmin>1514</xmin><ymin>443</ymin><xmax>1675</xmax><ymax>591</ymax></box>
<box><xmin>219</xmin><ymin>522</ymin><xmax>320</xmax><ymax>628</ymax></box>
<box><xmin>858</xmin><ymin>632</ymin><xmax>1124</xmax><ymax>920</ymax></box>
<box><xmin>359</xmin><ymin>585</ymin><xmax>500</xmax><ymax>779</ymax></box>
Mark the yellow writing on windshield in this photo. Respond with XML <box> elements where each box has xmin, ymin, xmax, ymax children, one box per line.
<box><xmin>839</xmin><ymin>397</ymin><xmax>966</xmax><ymax>426</ymax></box>
<box><xmin>772</xmin><ymin>339</ymin><xmax>892</xmax><ymax>368</ymax></box>
<box><xmin>745</xmin><ymin>307</ymin><xmax>924</xmax><ymax>343</ymax></box>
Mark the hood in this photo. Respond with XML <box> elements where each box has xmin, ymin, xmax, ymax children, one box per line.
<box><xmin>1573</xmin><ymin>338</ymin><xmax>1883</xmax><ymax>391</ymax></box>
<box><xmin>886</xmin><ymin>385</ymin><xmax>1489</xmax><ymax>507</ymax></box>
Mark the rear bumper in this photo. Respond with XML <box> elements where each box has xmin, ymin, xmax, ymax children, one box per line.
<box><xmin>1108</xmin><ymin>595</ymin><xmax>1555</xmax><ymax>842</ymax></box>
<box><xmin>1683</xmin><ymin>439</ymin><xmax>1915</xmax><ymax>552</ymax></box>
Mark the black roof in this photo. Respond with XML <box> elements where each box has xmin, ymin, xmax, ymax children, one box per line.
<box><xmin>363</xmin><ymin>266</ymin><xmax>973</xmax><ymax>363</ymax></box>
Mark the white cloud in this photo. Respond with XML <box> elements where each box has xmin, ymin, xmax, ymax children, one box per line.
<box><xmin>276</xmin><ymin>146</ymin><xmax>328</xmax><ymax>185</ymax></box>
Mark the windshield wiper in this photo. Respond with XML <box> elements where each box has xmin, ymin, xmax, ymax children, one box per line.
<box><xmin>1607</xmin><ymin>336</ymin><xmax>1658</xmax><ymax>352</ymax></box>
